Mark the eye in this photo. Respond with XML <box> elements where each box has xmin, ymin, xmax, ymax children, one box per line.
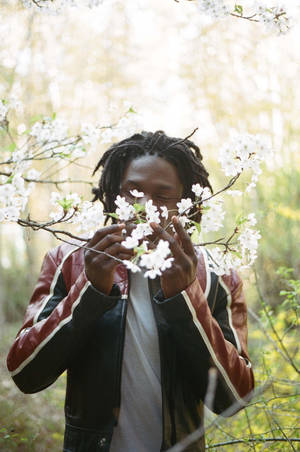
<box><xmin>156</xmin><ymin>196</ymin><xmax>169</xmax><ymax>201</ymax></box>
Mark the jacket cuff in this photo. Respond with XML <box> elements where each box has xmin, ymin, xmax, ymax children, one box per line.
<box><xmin>72</xmin><ymin>272</ymin><xmax>120</xmax><ymax>328</ymax></box>
<box><xmin>153</xmin><ymin>279</ymin><xmax>206</xmax><ymax>322</ymax></box>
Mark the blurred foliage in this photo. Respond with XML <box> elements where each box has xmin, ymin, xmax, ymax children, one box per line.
<box><xmin>0</xmin><ymin>325</ymin><xmax>65</xmax><ymax>452</ymax></box>
<box><xmin>253</xmin><ymin>165</ymin><xmax>300</xmax><ymax>308</ymax></box>
<box><xmin>204</xmin><ymin>267</ymin><xmax>300</xmax><ymax>451</ymax></box>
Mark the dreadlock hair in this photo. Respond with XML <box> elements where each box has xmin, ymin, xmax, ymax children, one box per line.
<box><xmin>92</xmin><ymin>130</ymin><xmax>213</xmax><ymax>223</ymax></box>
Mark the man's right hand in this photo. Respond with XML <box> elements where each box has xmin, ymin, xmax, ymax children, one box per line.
<box><xmin>84</xmin><ymin>223</ymin><xmax>133</xmax><ymax>295</ymax></box>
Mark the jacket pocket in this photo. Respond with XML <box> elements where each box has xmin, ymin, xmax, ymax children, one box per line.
<box><xmin>63</xmin><ymin>424</ymin><xmax>112</xmax><ymax>452</ymax></box>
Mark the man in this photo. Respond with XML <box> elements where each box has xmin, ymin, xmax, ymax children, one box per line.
<box><xmin>7</xmin><ymin>130</ymin><xmax>254</xmax><ymax>451</ymax></box>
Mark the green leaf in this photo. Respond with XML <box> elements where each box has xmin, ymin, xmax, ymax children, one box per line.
<box><xmin>107</xmin><ymin>212</ymin><xmax>119</xmax><ymax>219</ymax></box>
<box><xmin>128</xmin><ymin>107</ymin><xmax>136</xmax><ymax>113</ymax></box>
<box><xmin>58</xmin><ymin>199</ymin><xmax>74</xmax><ymax>211</ymax></box>
<box><xmin>29</xmin><ymin>115</ymin><xmax>44</xmax><ymax>125</ymax></box>
<box><xmin>134</xmin><ymin>244</ymin><xmax>147</xmax><ymax>257</ymax></box>
<box><xmin>8</xmin><ymin>142</ymin><xmax>16</xmax><ymax>152</ymax></box>
<box><xmin>234</xmin><ymin>4</ymin><xmax>243</xmax><ymax>15</ymax></box>
<box><xmin>5</xmin><ymin>175</ymin><xmax>13</xmax><ymax>184</ymax></box>
<box><xmin>133</xmin><ymin>203</ymin><xmax>145</xmax><ymax>213</ymax></box>
<box><xmin>232</xmin><ymin>250</ymin><xmax>242</xmax><ymax>259</ymax></box>
<box><xmin>235</xmin><ymin>214</ymin><xmax>248</xmax><ymax>226</ymax></box>
<box><xmin>52</xmin><ymin>112</ymin><xmax>57</xmax><ymax>120</ymax></box>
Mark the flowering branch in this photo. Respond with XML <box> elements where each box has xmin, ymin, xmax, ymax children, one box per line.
<box><xmin>18</xmin><ymin>0</ymin><xmax>293</xmax><ymax>35</ymax></box>
<box><xmin>176</xmin><ymin>1</ymin><xmax>292</xmax><ymax>35</ymax></box>
<box><xmin>1</xmin><ymin>100</ymin><xmax>271</xmax><ymax>278</ymax></box>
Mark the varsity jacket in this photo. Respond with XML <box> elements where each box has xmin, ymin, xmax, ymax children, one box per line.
<box><xmin>7</xmin><ymin>242</ymin><xmax>254</xmax><ymax>452</ymax></box>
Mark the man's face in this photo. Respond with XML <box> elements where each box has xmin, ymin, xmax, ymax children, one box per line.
<box><xmin>119</xmin><ymin>154</ymin><xmax>183</xmax><ymax>230</ymax></box>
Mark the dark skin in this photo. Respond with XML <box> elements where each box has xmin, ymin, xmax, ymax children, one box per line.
<box><xmin>84</xmin><ymin>155</ymin><xmax>198</xmax><ymax>298</ymax></box>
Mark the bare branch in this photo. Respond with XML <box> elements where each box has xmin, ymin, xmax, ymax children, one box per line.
<box><xmin>206</xmin><ymin>438</ymin><xmax>300</xmax><ymax>449</ymax></box>
<box><xmin>165</xmin><ymin>381</ymin><xmax>272</xmax><ymax>452</ymax></box>
<box><xmin>203</xmin><ymin>367</ymin><xmax>218</xmax><ymax>411</ymax></box>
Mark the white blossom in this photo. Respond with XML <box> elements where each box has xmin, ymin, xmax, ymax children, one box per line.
<box><xmin>192</xmin><ymin>184</ymin><xmax>204</xmax><ymax>198</ymax></box>
<box><xmin>207</xmin><ymin>217</ymin><xmax>261</xmax><ymax>275</ymax></box>
<box><xmin>145</xmin><ymin>200</ymin><xmax>160</xmax><ymax>223</ymax></box>
<box><xmin>247</xmin><ymin>213</ymin><xmax>257</xmax><ymax>226</ymax></box>
<box><xmin>0</xmin><ymin>100</ymin><xmax>8</xmax><ymax>123</ymax></box>
<box><xmin>73</xmin><ymin>201</ymin><xmax>104</xmax><ymax>233</ymax></box>
<box><xmin>100</xmin><ymin>109</ymin><xmax>142</xmax><ymax>144</ymax></box>
<box><xmin>201</xmin><ymin>197</ymin><xmax>225</xmax><ymax>232</ymax></box>
<box><xmin>218</xmin><ymin>134</ymin><xmax>272</xmax><ymax>189</ymax></box>
<box><xmin>177</xmin><ymin>198</ymin><xmax>193</xmax><ymax>215</ymax></box>
<box><xmin>133</xmin><ymin>222</ymin><xmax>153</xmax><ymax>238</ymax></box>
<box><xmin>140</xmin><ymin>239</ymin><xmax>173</xmax><ymax>279</ymax></box>
<box><xmin>130</xmin><ymin>189</ymin><xmax>144</xmax><ymax>198</ymax></box>
<box><xmin>0</xmin><ymin>173</ymin><xmax>33</xmax><ymax>223</ymax></box>
<box><xmin>50</xmin><ymin>191</ymin><xmax>82</xmax><ymax>221</ymax></box>
<box><xmin>201</xmin><ymin>187</ymin><xmax>213</xmax><ymax>201</ymax></box>
<box><xmin>26</xmin><ymin>169</ymin><xmax>41</xmax><ymax>180</ymax></box>
<box><xmin>198</xmin><ymin>0</ymin><xmax>229</xmax><ymax>18</ymax></box>
<box><xmin>160</xmin><ymin>205</ymin><xmax>169</xmax><ymax>220</ymax></box>
<box><xmin>80</xmin><ymin>122</ymin><xmax>100</xmax><ymax>147</ymax></box>
<box><xmin>178</xmin><ymin>215</ymin><xmax>190</xmax><ymax>228</ymax></box>
<box><xmin>256</xmin><ymin>3</ymin><xmax>292</xmax><ymax>35</ymax></box>
<box><xmin>30</xmin><ymin>118</ymin><xmax>69</xmax><ymax>144</ymax></box>
<box><xmin>238</xmin><ymin>227</ymin><xmax>261</xmax><ymax>266</ymax></box>
<box><xmin>122</xmin><ymin>235</ymin><xmax>139</xmax><ymax>249</ymax></box>
<box><xmin>0</xmin><ymin>98</ymin><xmax>22</xmax><ymax>125</ymax></box>
<box><xmin>121</xmin><ymin>222</ymin><xmax>153</xmax><ymax>249</ymax></box>
<box><xmin>115</xmin><ymin>195</ymin><xmax>135</xmax><ymax>221</ymax></box>
<box><xmin>71</xmin><ymin>146</ymin><xmax>87</xmax><ymax>159</ymax></box>
<box><xmin>1</xmin><ymin>206</ymin><xmax>20</xmax><ymax>222</ymax></box>
<box><xmin>0</xmin><ymin>183</ymin><xmax>15</xmax><ymax>201</ymax></box>
<box><xmin>50</xmin><ymin>191</ymin><xmax>81</xmax><ymax>208</ymax></box>
<box><xmin>208</xmin><ymin>247</ymin><xmax>241</xmax><ymax>276</ymax></box>
<box><xmin>100</xmin><ymin>128</ymin><xmax>114</xmax><ymax>144</ymax></box>
<box><xmin>123</xmin><ymin>260</ymin><xmax>141</xmax><ymax>273</ymax></box>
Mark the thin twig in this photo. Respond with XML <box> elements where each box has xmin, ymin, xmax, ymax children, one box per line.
<box><xmin>204</xmin><ymin>367</ymin><xmax>218</xmax><ymax>411</ymax></box>
<box><xmin>247</xmin><ymin>307</ymin><xmax>298</xmax><ymax>372</ymax></box>
<box><xmin>166</xmin><ymin>381</ymin><xmax>271</xmax><ymax>452</ymax></box>
<box><xmin>205</xmin><ymin>438</ymin><xmax>300</xmax><ymax>449</ymax></box>
<box><xmin>254</xmin><ymin>270</ymin><xmax>300</xmax><ymax>374</ymax></box>
<box><xmin>16</xmin><ymin>218</ymin><xmax>125</xmax><ymax>264</ymax></box>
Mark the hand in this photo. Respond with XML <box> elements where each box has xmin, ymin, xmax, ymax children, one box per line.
<box><xmin>84</xmin><ymin>223</ymin><xmax>134</xmax><ymax>295</ymax></box>
<box><xmin>150</xmin><ymin>216</ymin><xmax>198</xmax><ymax>298</ymax></box>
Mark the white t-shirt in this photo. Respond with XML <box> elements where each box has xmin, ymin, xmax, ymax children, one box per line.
<box><xmin>110</xmin><ymin>271</ymin><xmax>163</xmax><ymax>452</ymax></box>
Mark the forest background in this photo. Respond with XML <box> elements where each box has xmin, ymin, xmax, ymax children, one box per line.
<box><xmin>0</xmin><ymin>0</ymin><xmax>299</xmax><ymax>450</ymax></box>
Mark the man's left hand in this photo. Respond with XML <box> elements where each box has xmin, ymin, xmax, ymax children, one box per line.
<box><xmin>150</xmin><ymin>216</ymin><xmax>198</xmax><ymax>298</ymax></box>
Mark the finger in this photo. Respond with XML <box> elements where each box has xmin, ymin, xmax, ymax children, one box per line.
<box><xmin>88</xmin><ymin>223</ymin><xmax>125</xmax><ymax>248</ymax></box>
<box><xmin>173</xmin><ymin>232</ymin><xmax>182</xmax><ymax>247</ymax></box>
<box><xmin>89</xmin><ymin>233</ymin><xmax>125</xmax><ymax>252</ymax></box>
<box><xmin>172</xmin><ymin>216</ymin><xmax>197</xmax><ymax>259</ymax></box>
<box><xmin>105</xmin><ymin>242</ymin><xmax>134</xmax><ymax>259</ymax></box>
<box><xmin>150</xmin><ymin>222</ymin><xmax>185</xmax><ymax>261</ymax></box>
